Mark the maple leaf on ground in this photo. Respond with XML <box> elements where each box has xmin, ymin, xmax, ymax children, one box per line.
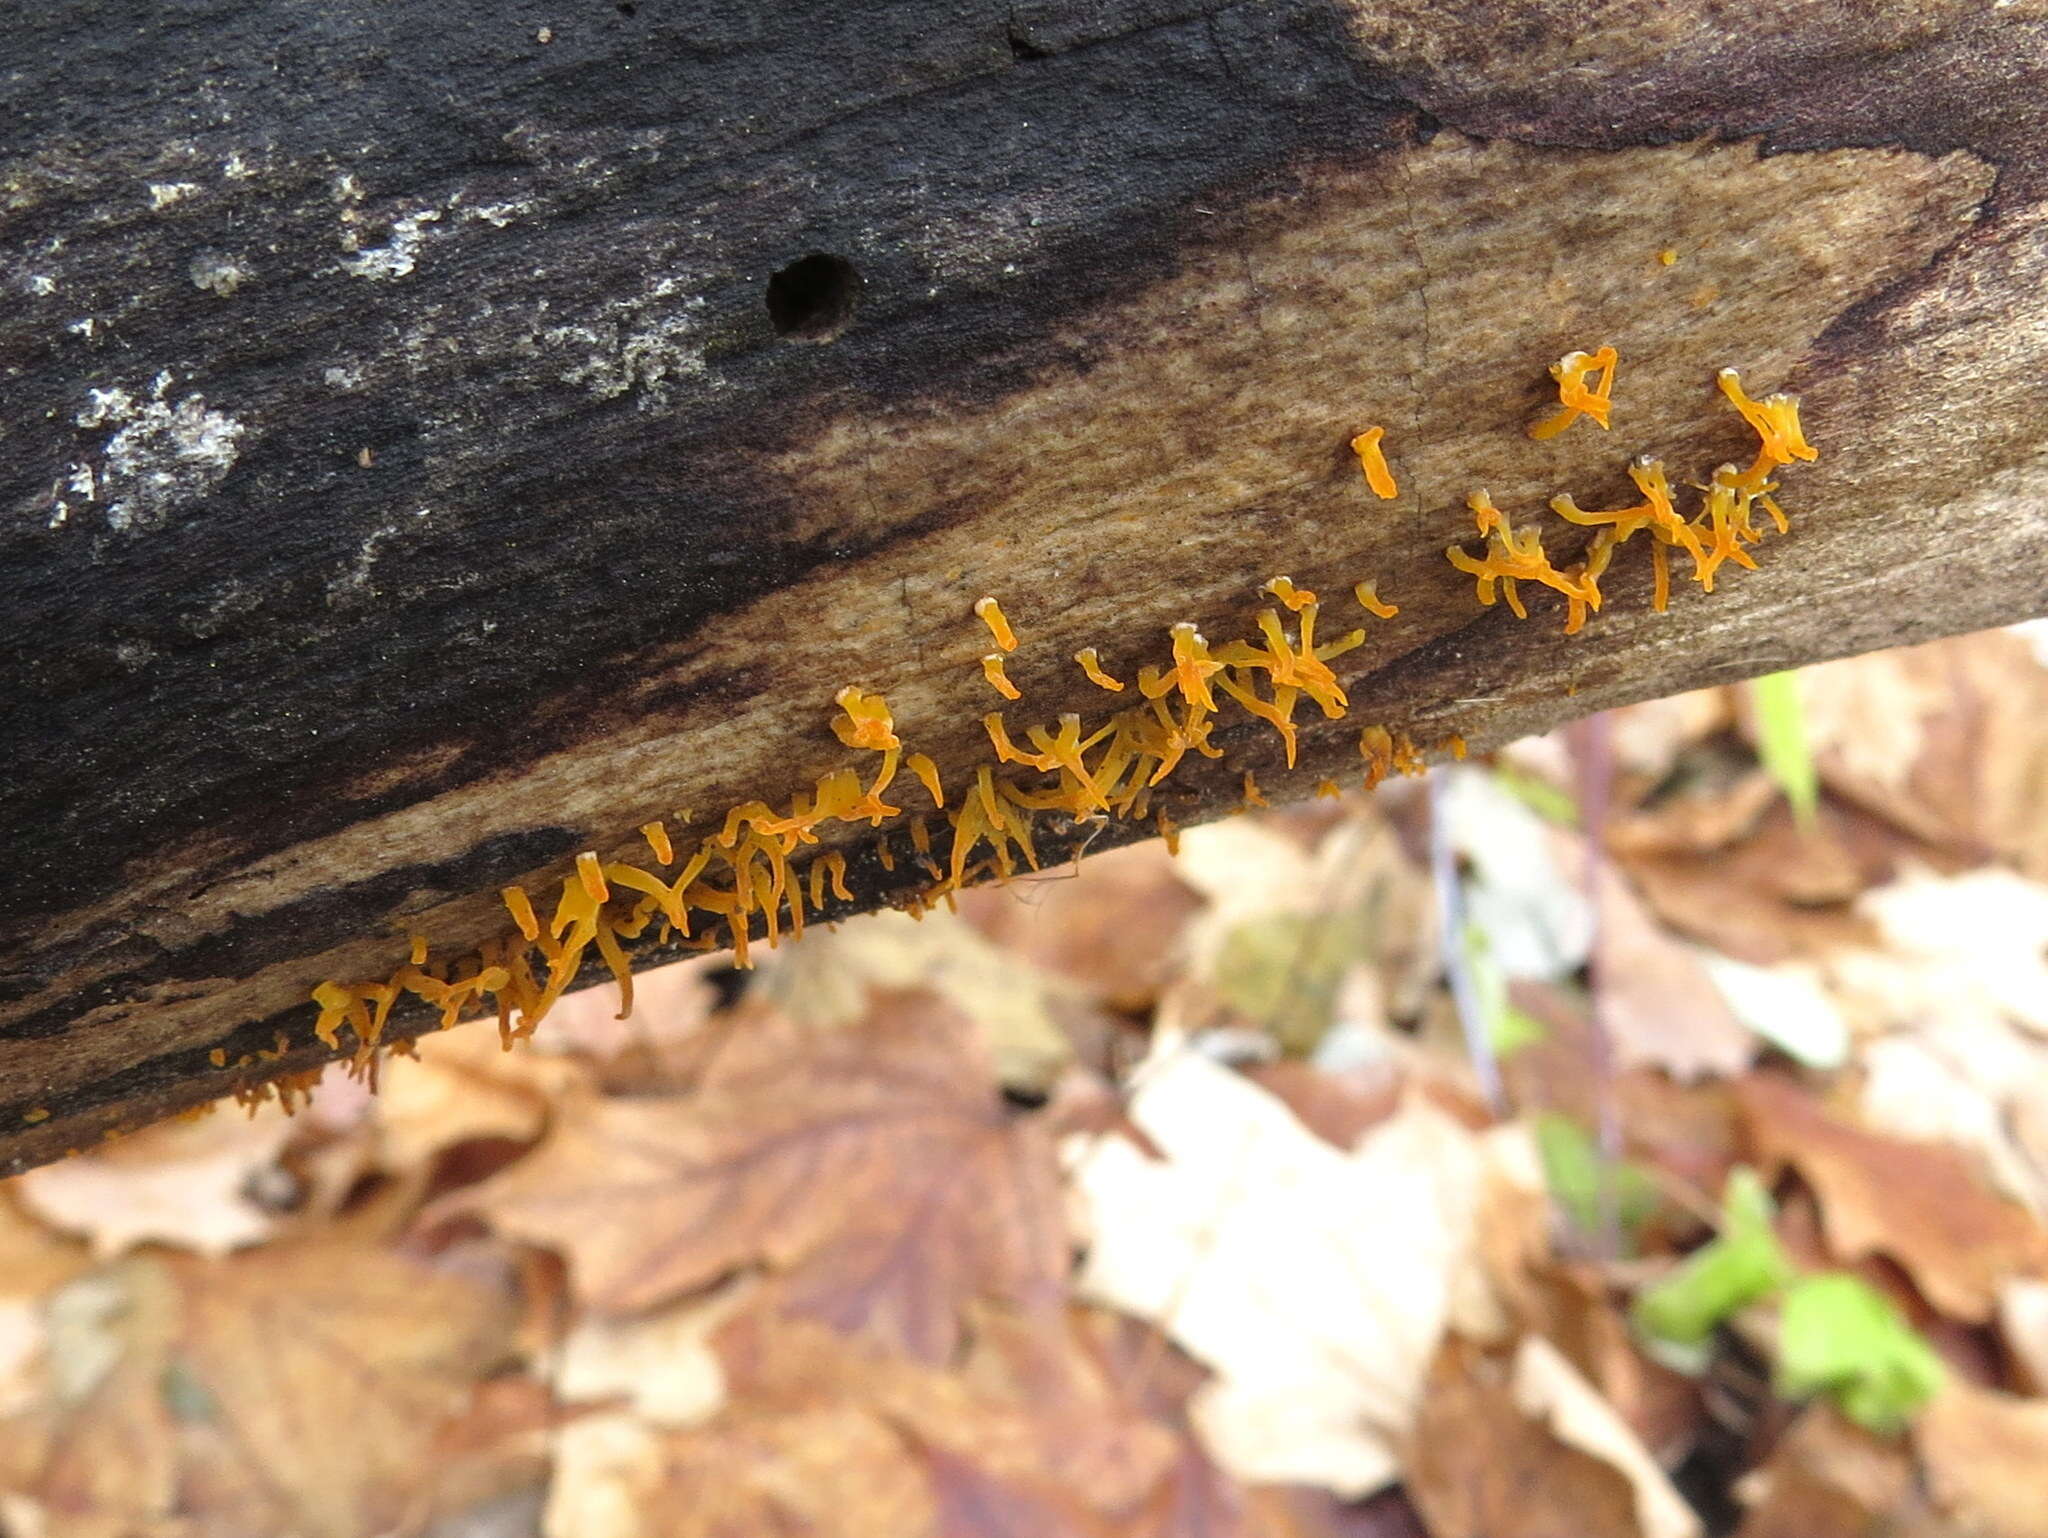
<box><xmin>3</xmin><ymin>1238</ymin><xmax>517</xmax><ymax>1538</ymax></box>
<box><xmin>1737</xmin><ymin>1074</ymin><xmax>2048</xmax><ymax>1323</ymax></box>
<box><xmin>447</xmin><ymin>994</ymin><xmax>1067</xmax><ymax>1362</ymax></box>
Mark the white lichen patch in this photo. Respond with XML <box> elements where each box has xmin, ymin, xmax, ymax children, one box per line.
<box><xmin>188</xmin><ymin>251</ymin><xmax>252</xmax><ymax>297</ymax></box>
<box><xmin>342</xmin><ymin>207</ymin><xmax>442</xmax><ymax>280</ymax></box>
<box><xmin>541</xmin><ymin>275</ymin><xmax>713</xmax><ymax>406</ymax></box>
<box><xmin>75</xmin><ymin>376</ymin><xmax>248</xmax><ymax>533</ymax></box>
<box><xmin>27</xmin><ymin>274</ymin><xmax>55</xmax><ymax>296</ymax></box>
<box><xmin>322</xmin><ymin>361</ymin><xmax>365</xmax><ymax>391</ymax></box>
<box><xmin>148</xmin><ymin>181</ymin><xmax>201</xmax><ymax>209</ymax></box>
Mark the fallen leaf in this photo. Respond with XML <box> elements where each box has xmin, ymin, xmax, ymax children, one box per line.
<box><xmin>451</xmin><ymin>996</ymin><xmax>1066</xmax><ymax>1361</ymax></box>
<box><xmin>1511</xmin><ymin>1334</ymin><xmax>1701</xmax><ymax>1538</ymax></box>
<box><xmin>959</xmin><ymin>838</ymin><xmax>1204</xmax><ymax>1013</ymax></box>
<box><xmin>554</xmin><ymin>1276</ymin><xmax>752</xmax><ymax>1427</ymax></box>
<box><xmin>1738</xmin><ymin>1075</ymin><xmax>2048</xmax><ymax>1322</ymax></box>
<box><xmin>4</xmin><ymin>1239</ymin><xmax>516</xmax><ymax>1538</ymax></box>
<box><xmin>1442</xmin><ymin>769</ymin><xmax>1592</xmax><ymax>982</ymax></box>
<box><xmin>12</xmin><ymin>1101</ymin><xmax>298</xmax><ymax>1258</ymax></box>
<box><xmin>1618</xmin><ymin>801</ymin><xmax>1897</xmax><ymax>967</ymax></box>
<box><xmin>1857</xmin><ymin>1024</ymin><xmax>2048</xmax><ymax>1220</ymax></box>
<box><xmin>1591</xmin><ymin>868</ymin><xmax>1755</xmax><ymax>1082</ymax></box>
<box><xmin>756</xmin><ymin>907</ymin><xmax>1076</xmax><ymax>1093</ymax></box>
<box><xmin>1795</xmin><ymin>630</ymin><xmax>2048</xmax><ymax>882</ymax></box>
<box><xmin>0</xmin><ymin>1188</ymin><xmax>92</xmax><ymax>1299</ymax></box>
<box><xmin>1404</xmin><ymin>1336</ymin><xmax>1642</xmax><ymax>1538</ymax></box>
<box><xmin>545</xmin><ymin>1304</ymin><xmax>1232</xmax><ymax>1538</ymax></box>
<box><xmin>1694</xmin><ymin>954</ymin><xmax>1849</xmax><ymax>1071</ymax></box>
<box><xmin>374</xmin><ymin>1014</ymin><xmax>593</xmax><ymax>1174</ymax></box>
<box><xmin>1732</xmin><ymin>1405</ymin><xmax>1914</xmax><ymax>1538</ymax></box>
<box><xmin>1606</xmin><ymin>688</ymin><xmax>1737</xmax><ymax>783</ymax></box>
<box><xmin>1915</xmin><ymin>1379</ymin><xmax>2048</xmax><ymax>1538</ymax></box>
<box><xmin>1853</xmin><ymin>865</ymin><xmax>2048</xmax><ymax>1038</ymax></box>
<box><xmin>1070</xmin><ymin>1055</ymin><xmax>1504</xmax><ymax>1496</ymax></box>
<box><xmin>2000</xmin><ymin>1278</ymin><xmax>2048</xmax><ymax>1394</ymax></box>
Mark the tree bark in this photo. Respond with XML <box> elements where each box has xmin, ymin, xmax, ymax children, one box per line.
<box><xmin>3</xmin><ymin>0</ymin><xmax>2046</xmax><ymax>1169</ymax></box>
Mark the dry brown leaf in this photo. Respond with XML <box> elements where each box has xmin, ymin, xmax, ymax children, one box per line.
<box><xmin>1591</xmin><ymin>866</ymin><xmax>1754</xmax><ymax>1083</ymax></box>
<box><xmin>1915</xmin><ymin>1380</ymin><xmax>2048</xmax><ymax>1538</ymax></box>
<box><xmin>959</xmin><ymin>839</ymin><xmax>1205</xmax><ymax>1013</ymax></box>
<box><xmin>1793</xmin><ymin>630</ymin><xmax>2048</xmax><ymax>881</ymax></box>
<box><xmin>1732</xmin><ymin>1405</ymin><xmax>1914</xmax><ymax>1538</ymax></box>
<box><xmin>1234</xmin><ymin>1061</ymin><xmax>1404</xmax><ymax>1153</ymax></box>
<box><xmin>1607</xmin><ymin>762</ymin><xmax>1781</xmax><ymax>859</ymax></box>
<box><xmin>1497</xmin><ymin>1259</ymin><xmax>1702</xmax><ymax>1465</ymax></box>
<box><xmin>3</xmin><ymin>1240</ymin><xmax>516</xmax><ymax>1538</ymax></box>
<box><xmin>0</xmin><ymin>1188</ymin><xmax>93</xmax><ymax>1300</ymax></box>
<box><xmin>2001</xmin><ymin>1279</ymin><xmax>2048</xmax><ymax>1394</ymax></box>
<box><xmin>545</xmin><ymin>1306</ymin><xmax>1237</xmax><ymax>1538</ymax></box>
<box><xmin>451</xmin><ymin>996</ymin><xmax>1066</xmax><ymax>1360</ymax></box>
<box><xmin>553</xmin><ymin>1276</ymin><xmax>751</xmax><ymax>1427</ymax></box>
<box><xmin>374</xmin><ymin>1016</ymin><xmax>593</xmax><ymax>1173</ymax></box>
<box><xmin>1510</xmin><ymin>1335</ymin><xmax>1701</xmax><ymax>1538</ymax></box>
<box><xmin>1404</xmin><ymin>1336</ymin><xmax>1643</xmax><ymax>1538</ymax></box>
<box><xmin>756</xmin><ymin>908</ymin><xmax>1077</xmax><ymax>1093</ymax></box>
<box><xmin>1738</xmin><ymin>1074</ymin><xmax>2048</xmax><ymax>1322</ymax></box>
<box><xmin>1606</xmin><ymin>688</ymin><xmax>1738</xmax><ymax>783</ymax></box>
<box><xmin>1616</xmin><ymin>800</ymin><xmax>1902</xmax><ymax>967</ymax></box>
<box><xmin>11</xmin><ymin>1102</ymin><xmax>298</xmax><ymax>1259</ymax></box>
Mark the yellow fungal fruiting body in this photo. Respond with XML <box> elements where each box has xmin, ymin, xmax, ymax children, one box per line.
<box><xmin>1353</xmin><ymin>581</ymin><xmax>1399</xmax><ymax>619</ymax></box>
<box><xmin>1528</xmin><ymin>346</ymin><xmax>1619</xmax><ymax>440</ymax></box>
<box><xmin>1465</xmin><ymin>362</ymin><xmax>1817</xmax><ymax>632</ymax></box>
<box><xmin>974</xmin><ymin>595</ymin><xmax>1018</xmax><ymax>652</ymax></box>
<box><xmin>1074</xmin><ymin>647</ymin><xmax>1124</xmax><ymax>692</ymax></box>
<box><xmin>1263</xmin><ymin>576</ymin><xmax>1315</xmax><ymax>613</ymax></box>
<box><xmin>980</xmin><ymin>653</ymin><xmax>1022</xmax><ymax>700</ymax></box>
<box><xmin>1350</xmin><ymin>427</ymin><xmax>1399</xmax><ymax>499</ymax></box>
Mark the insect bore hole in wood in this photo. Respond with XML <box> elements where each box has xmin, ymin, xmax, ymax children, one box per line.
<box><xmin>765</xmin><ymin>252</ymin><xmax>862</xmax><ymax>341</ymax></box>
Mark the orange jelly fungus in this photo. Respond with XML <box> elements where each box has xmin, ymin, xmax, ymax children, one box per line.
<box><xmin>980</xmin><ymin>653</ymin><xmax>1023</xmax><ymax>700</ymax></box>
<box><xmin>1528</xmin><ymin>345</ymin><xmax>1619</xmax><ymax>440</ymax></box>
<box><xmin>974</xmin><ymin>595</ymin><xmax>1018</xmax><ymax>652</ymax></box>
<box><xmin>1350</xmin><ymin>426</ymin><xmax>1399</xmax><ymax>499</ymax></box>
<box><xmin>1075</xmin><ymin>647</ymin><xmax>1125</xmax><ymax>692</ymax></box>
<box><xmin>1457</xmin><ymin>362</ymin><xmax>1816</xmax><ymax>630</ymax></box>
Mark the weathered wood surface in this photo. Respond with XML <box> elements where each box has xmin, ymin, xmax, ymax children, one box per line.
<box><xmin>3</xmin><ymin>0</ymin><xmax>2046</xmax><ymax>1169</ymax></box>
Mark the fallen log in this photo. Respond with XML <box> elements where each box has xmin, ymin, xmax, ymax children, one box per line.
<box><xmin>4</xmin><ymin>0</ymin><xmax>2046</xmax><ymax>1169</ymax></box>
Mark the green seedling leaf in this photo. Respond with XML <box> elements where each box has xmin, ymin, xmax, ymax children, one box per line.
<box><xmin>1461</xmin><ymin>921</ymin><xmax>1548</xmax><ymax>1058</ymax></box>
<box><xmin>1533</xmin><ymin>1113</ymin><xmax>1661</xmax><ymax>1252</ymax></box>
<box><xmin>1750</xmin><ymin>670</ymin><xmax>1818</xmax><ymax>829</ymax></box>
<box><xmin>1777</xmin><ymin>1272</ymin><xmax>1945</xmax><ymax>1435</ymax></box>
<box><xmin>1632</xmin><ymin>1166</ymin><xmax>1794</xmax><ymax>1365</ymax></box>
